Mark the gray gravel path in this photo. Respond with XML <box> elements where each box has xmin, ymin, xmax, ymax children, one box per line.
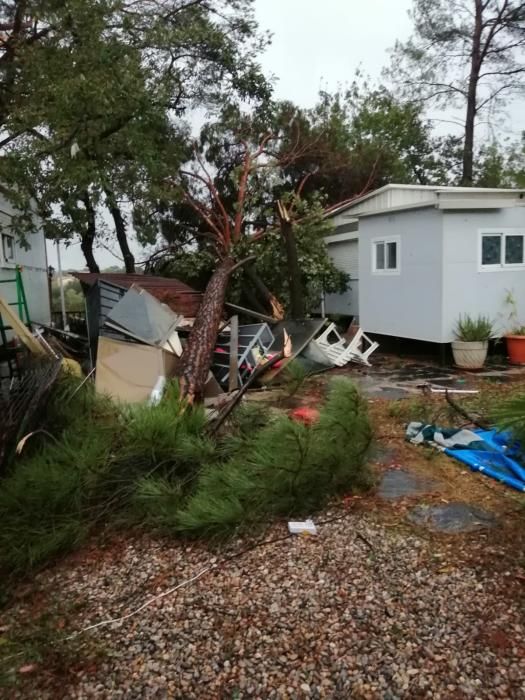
<box><xmin>5</xmin><ymin>510</ymin><xmax>525</xmax><ymax>699</ymax></box>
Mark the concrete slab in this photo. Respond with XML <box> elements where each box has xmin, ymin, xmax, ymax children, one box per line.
<box><xmin>378</xmin><ymin>469</ymin><xmax>440</xmax><ymax>500</ymax></box>
<box><xmin>408</xmin><ymin>503</ymin><xmax>496</xmax><ymax>533</ymax></box>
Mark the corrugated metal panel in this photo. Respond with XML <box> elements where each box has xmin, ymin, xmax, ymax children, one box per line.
<box><xmin>74</xmin><ymin>272</ymin><xmax>203</xmax><ymax>317</ymax></box>
<box><xmin>327</xmin><ymin>239</ymin><xmax>359</xmax><ymax>279</ymax></box>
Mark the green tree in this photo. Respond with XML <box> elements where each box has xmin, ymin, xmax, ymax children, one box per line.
<box><xmin>0</xmin><ymin>0</ymin><xmax>270</xmax><ymax>271</ymax></box>
<box><xmin>388</xmin><ymin>0</ymin><xmax>525</xmax><ymax>186</ymax></box>
<box><xmin>270</xmin><ymin>86</ymin><xmax>446</xmax><ymax>207</ymax></box>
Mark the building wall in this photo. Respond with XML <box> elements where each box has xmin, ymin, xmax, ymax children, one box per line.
<box><xmin>0</xmin><ymin>198</ymin><xmax>50</xmax><ymax>326</ymax></box>
<box><xmin>324</xmin><ymin>237</ymin><xmax>359</xmax><ymax>317</ymax></box>
<box><xmin>442</xmin><ymin>207</ymin><xmax>525</xmax><ymax>341</ymax></box>
<box><xmin>358</xmin><ymin>206</ymin><xmax>445</xmax><ymax>342</ymax></box>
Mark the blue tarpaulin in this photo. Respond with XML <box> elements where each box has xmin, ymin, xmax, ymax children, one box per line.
<box><xmin>406</xmin><ymin>422</ymin><xmax>525</xmax><ymax>492</ymax></box>
<box><xmin>445</xmin><ymin>429</ymin><xmax>525</xmax><ymax>492</ymax></box>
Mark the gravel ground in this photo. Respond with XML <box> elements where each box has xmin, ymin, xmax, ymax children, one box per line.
<box><xmin>4</xmin><ymin>507</ymin><xmax>525</xmax><ymax>699</ymax></box>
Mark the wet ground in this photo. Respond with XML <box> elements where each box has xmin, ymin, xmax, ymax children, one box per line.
<box><xmin>339</xmin><ymin>355</ymin><xmax>525</xmax><ymax>400</ymax></box>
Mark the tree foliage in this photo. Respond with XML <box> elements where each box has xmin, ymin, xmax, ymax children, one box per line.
<box><xmin>0</xmin><ymin>0</ymin><xmax>270</xmax><ymax>269</ymax></box>
<box><xmin>388</xmin><ymin>0</ymin><xmax>525</xmax><ymax>185</ymax></box>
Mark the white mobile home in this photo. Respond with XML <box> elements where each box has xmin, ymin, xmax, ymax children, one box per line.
<box><xmin>324</xmin><ymin>185</ymin><xmax>525</xmax><ymax>343</ymax></box>
<box><xmin>0</xmin><ymin>195</ymin><xmax>51</xmax><ymax>325</ymax></box>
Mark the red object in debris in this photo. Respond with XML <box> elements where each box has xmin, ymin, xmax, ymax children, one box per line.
<box><xmin>266</xmin><ymin>352</ymin><xmax>283</xmax><ymax>369</ymax></box>
<box><xmin>290</xmin><ymin>406</ymin><xmax>320</xmax><ymax>425</ymax></box>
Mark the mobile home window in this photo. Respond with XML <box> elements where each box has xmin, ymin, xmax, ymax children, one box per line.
<box><xmin>481</xmin><ymin>232</ymin><xmax>525</xmax><ymax>268</ymax></box>
<box><xmin>373</xmin><ymin>238</ymin><xmax>399</xmax><ymax>273</ymax></box>
<box><xmin>1</xmin><ymin>233</ymin><xmax>14</xmax><ymax>264</ymax></box>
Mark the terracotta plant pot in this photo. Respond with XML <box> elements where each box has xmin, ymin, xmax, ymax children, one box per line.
<box><xmin>506</xmin><ymin>335</ymin><xmax>525</xmax><ymax>365</ymax></box>
<box><xmin>451</xmin><ymin>340</ymin><xmax>488</xmax><ymax>370</ymax></box>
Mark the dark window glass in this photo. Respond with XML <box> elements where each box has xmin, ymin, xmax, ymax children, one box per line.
<box><xmin>505</xmin><ymin>235</ymin><xmax>524</xmax><ymax>264</ymax></box>
<box><xmin>387</xmin><ymin>241</ymin><xmax>397</xmax><ymax>269</ymax></box>
<box><xmin>482</xmin><ymin>235</ymin><xmax>501</xmax><ymax>265</ymax></box>
<box><xmin>375</xmin><ymin>242</ymin><xmax>385</xmax><ymax>270</ymax></box>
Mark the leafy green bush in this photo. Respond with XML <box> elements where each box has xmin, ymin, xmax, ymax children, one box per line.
<box><xmin>176</xmin><ymin>379</ymin><xmax>373</xmax><ymax>539</ymax></box>
<box><xmin>454</xmin><ymin>314</ymin><xmax>493</xmax><ymax>342</ymax></box>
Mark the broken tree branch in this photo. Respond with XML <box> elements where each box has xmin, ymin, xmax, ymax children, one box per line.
<box><xmin>445</xmin><ymin>389</ymin><xmax>490</xmax><ymax>430</ymax></box>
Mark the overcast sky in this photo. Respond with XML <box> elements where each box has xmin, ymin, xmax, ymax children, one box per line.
<box><xmin>47</xmin><ymin>0</ymin><xmax>524</xmax><ymax>273</ymax></box>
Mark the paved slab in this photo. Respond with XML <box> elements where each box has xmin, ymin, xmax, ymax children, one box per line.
<box><xmin>378</xmin><ymin>469</ymin><xmax>441</xmax><ymax>500</ymax></box>
<box><xmin>408</xmin><ymin>502</ymin><xmax>496</xmax><ymax>533</ymax></box>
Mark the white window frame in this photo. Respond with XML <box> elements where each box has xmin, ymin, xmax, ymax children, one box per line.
<box><xmin>1</xmin><ymin>232</ymin><xmax>16</xmax><ymax>267</ymax></box>
<box><xmin>371</xmin><ymin>235</ymin><xmax>401</xmax><ymax>275</ymax></box>
<box><xmin>479</xmin><ymin>229</ymin><xmax>525</xmax><ymax>271</ymax></box>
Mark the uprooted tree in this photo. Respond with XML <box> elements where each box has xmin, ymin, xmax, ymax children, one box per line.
<box><xmin>170</xmin><ymin>102</ymin><xmax>386</xmax><ymax>402</ymax></box>
<box><xmin>175</xmin><ymin>134</ymin><xmax>280</xmax><ymax>403</ymax></box>
<box><xmin>173</xmin><ymin>125</ymin><xmax>350</xmax><ymax>403</ymax></box>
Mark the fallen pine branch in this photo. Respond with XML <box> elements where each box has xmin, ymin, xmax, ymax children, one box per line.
<box><xmin>445</xmin><ymin>389</ymin><xmax>490</xmax><ymax>431</ymax></box>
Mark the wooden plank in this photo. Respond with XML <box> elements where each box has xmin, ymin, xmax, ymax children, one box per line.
<box><xmin>228</xmin><ymin>315</ymin><xmax>239</xmax><ymax>393</ymax></box>
<box><xmin>0</xmin><ymin>296</ymin><xmax>47</xmax><ymax>356</ymax></box>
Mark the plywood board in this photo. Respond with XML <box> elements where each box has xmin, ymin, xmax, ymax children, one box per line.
<box><xmin>95</xmin><ymin>336</ymin><xmax>177</xmax><ymax>404</ymax></box>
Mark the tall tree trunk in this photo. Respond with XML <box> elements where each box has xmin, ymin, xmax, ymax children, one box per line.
<box><xmin>244</xmin><ymin>264</ymin><xmax>285</xmax><ymax>320</ymax></box>
<box><xmin>178</xmin><ymin>256</ymin><xmax>235</xmax><ymax>404</ymax></box>
<box><xmin>461</xmin><ymin>0</ymin><xmax>483</xmax><ymax>186</ymax></box>
<box><xmin>277</xmin><ymin>201</ymin><xmax>305</xmax><ymax>319</ymax></box>
<box><xmin>105</xmin><ymin>190</ymin><xmax>135</xmax><ymax>273</ymax></box>
<box><xmin>80</xmin><ymin>193</ymin><xmax>100</xmax><ymax>273</ymax></box>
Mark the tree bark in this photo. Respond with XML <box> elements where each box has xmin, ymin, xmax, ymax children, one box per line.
<box><xmin>110</xmin><ymin>203</ymin><xmax>135</xmax><ymax>273</ymax></box>
<box><xmin>461</xmin><ymin>0</ymin><xmax>483</xmax><ymax>186</ymax></box>
<box><xmin>244</xmin><ymin>264</ymin><xmax>285</xmax><ymax>320</ymax></box>
<box><xmin>80</xmin><ymin>193</ymin><xmax>100</xmax><ymax>273</ymax></box>
<box><xmin>178</xmin><ymin>256</ymin><xmax>235</xmax><ymax>404</ymax></box>
<box><xmin>277</xmin><ymin>201</ymin><xmax>305</xmax><ymax>319</ymax></box>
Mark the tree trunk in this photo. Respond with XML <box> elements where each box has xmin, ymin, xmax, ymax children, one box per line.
<box><xmin>110</xmin><ymin>204</ymin><xmax>135</xmax><ymax>273</ymax></box>
<box><xmin>278</xmin><ymin>202</ymin><xmax>305</xmax><ymax>319</ymax></box>
<box><xmin>80</xmin><ymin>193</ymin><xmax>100</xmax><ymax>273</ymax></box>
<box><xmin>105</xmin><ymin>190</ymin><xmax>135</xmax><ymax>273</ymax></box>
<box><xmin>245</xmin><ymin>264</ymin><xmax>285</xmax><ymax>320</ymax></box>
<box><xmin>178</xmin><ymin>256</ymin><xmax>235</xmax><ymax>404</ymax></box>
<box><xmin>461</xmin><ymin>0</ymin><xmax>483</xmax><ymax>186</ymax></box>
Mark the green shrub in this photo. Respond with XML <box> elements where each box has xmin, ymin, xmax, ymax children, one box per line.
<box><xmin>176</xmin><ymin>379</ymin><xmax>373</xmax><ymax>539</ymax></box>
<box><xmin>454</xmin><ymin>314</ymin><xmax>493</xmax><ymax>342</ymax></box>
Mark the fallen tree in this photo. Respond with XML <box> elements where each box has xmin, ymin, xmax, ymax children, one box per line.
<box><xmin>173</xmin><ymin>124</ymin><xmax>378</xmax><ymax>403</ymax></box>
<box><xmin>175</xmin><ymin>134</ymin><xmax>306</xmax><ymax>403</ymax></box>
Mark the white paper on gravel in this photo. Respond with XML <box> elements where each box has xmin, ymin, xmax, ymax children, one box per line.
<box><xmin>287</xmin><ymin>519</ymin><xmax>317</xmax><ymax>535</ymax></box>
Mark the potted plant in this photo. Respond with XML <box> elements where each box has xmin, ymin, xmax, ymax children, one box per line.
<box><xmin>503</xmin><ymin>291</ymin><xmax>525</xmax><ymax>365</ymax></box>
<box><xmin>451</xmin><ymin>314</ymin><xmax>493</xmax><ymax>369</ymax></box>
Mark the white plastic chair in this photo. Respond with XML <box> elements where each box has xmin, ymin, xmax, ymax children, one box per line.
<box><xmin>315</xmin><ymin>323</ymin><xmax>379</xmax><ymax>367</ymax></box>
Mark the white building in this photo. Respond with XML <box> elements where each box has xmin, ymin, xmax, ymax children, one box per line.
<box><xmin>0</xmin><ymin>194</ymin><xmax>51</xmax><ymax>326</ymax></box>
<box><xmin>324</xmin><ymin>184</ymin><xmax>525</xmax><ymax>343</ymax></box>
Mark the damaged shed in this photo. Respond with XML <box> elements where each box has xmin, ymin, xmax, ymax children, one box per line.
<box><xmin>72</xmin><ymin>273</ymin><xmax>203</xmax><ymax>364</ymax></box>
